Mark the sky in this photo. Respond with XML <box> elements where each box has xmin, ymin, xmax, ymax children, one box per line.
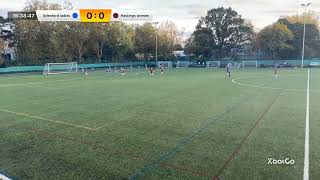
<box><xmin>1</xmin><ymin>0</ymin><xmax>319</xmax><ymax>37</ymax></box>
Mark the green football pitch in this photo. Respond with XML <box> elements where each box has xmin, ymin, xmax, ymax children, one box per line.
<box><xmin>1</xmin><ymin>68</ymin><xmax>320</xmax><ymax>180</ymax></box>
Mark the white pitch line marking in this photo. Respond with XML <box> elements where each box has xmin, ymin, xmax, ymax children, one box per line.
<box><xmin>0</xmin><ymin>77</ymin><xmax>84</xmax><ymax>87</ymax></box>
<box><xmin>232</xmin><ymin>75</ymin><xmax>319</xmax><ymax>93</ymax></box>
<box><xmin>20</xmin><ymin>84</ymin><xmax>60</xmax><ymax>90</ymax></box>
<box><xmin>0</xmin><ymin>174</ymin><xmax>11</xmax><ymax>180</ymax></box>
<box><xmin>0</xmin><ymin>107</ymin><xmax>97</xmax><ymax>131</ymax></box>
<box><xmin>303</xmin><ymin>68</ymin><xmax>310</xmax><ymax>180</ymax></box>
<box><xmin>0</xmin><ymin>75</ymin><xmax>119</xmax><ymax>88</ymax></box>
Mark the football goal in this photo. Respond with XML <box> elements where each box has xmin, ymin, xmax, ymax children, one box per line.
<box><xmin>43</xmin><ymin>62</ymin><xmax>78</xmax><ymax>75</ymax></box>
<box><xmin>157</xmin><ymin>61</ymin><xmax>173</xmax><ymax>68</ymax></box>
<box><xmin>242</xmin><ymin>61</ymin><xmax>258</xmax><ymax>68</ymax></box>
<box><xmin>206</xmin><ymin>61</ymin><xmax>220</xmax><ymax>68</ymax></box>
<box><xmin>176</xmin><ymin>61</ymin><xmax>189</xmax><ymax>68</ymax></box>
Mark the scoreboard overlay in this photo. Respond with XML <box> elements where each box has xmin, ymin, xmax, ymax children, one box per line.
<box><xmin>8</xmin><ymin>9</ymin><xmax>153</xmax><ymax>22</ymax></box>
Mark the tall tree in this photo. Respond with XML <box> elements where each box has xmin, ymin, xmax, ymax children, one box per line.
<box><xmin>187</xmin><ymin>7</ymin><xmax>255</xmax><ymax>59</ymax></box>
<box><xmin>258</xmin><ymin>23</ymin><xmax>294</xmax><ymax>59</ymax></box>
<box><xmin>0</xmin><ymin>38</ymin><xmax>5</xmax><ymax>66</ymax></box>
<box><xmin>283</xmin><ymin>11</ymin><xmax>319</xmax><ymax>28</ymax></box>
<box><xmin>134</xmin><ymin>23</ymin><xmax>156</xmax><ymax>60</ymax></box>
<box><xmin>65</xmin><ymin>23</ymin><xmax>90</xmax><ymax>63</ymax></box>
<box><xmin>185</xmin><ymin>27</ymin><xmax>215</xmax><ymax>58</ymax></box>
<box><xmin>157</xmin><ymin>21</ymin><xmax>184</xmax><ymax>60</ymax></box>
<box><xmin>0</xmin><ymin>16</ymin><xmax>14</xmax><ymax>43</ymax></box>
<box><xmin>87</xmin><ymin>23</ymin><xmax>108</xmax><ymax>62</ymax></box>
<box><xmin>24</xmin><ymin>0</ymin><xmax>62</xmax><ymax>11</ymax></box>
<box><xmin>12</xmin><ymin>0</ymin><xmax>65</xmax><ymax>65</ymax></box>
<box><xmin>277</xmin><ymin>13</ymin><xmax>320</xmax><ymax>59</ymax></box>
<box><xmin>99</xmin><ymin>22</ymin><xmax>134</xmax><ymax>61</ymax></box>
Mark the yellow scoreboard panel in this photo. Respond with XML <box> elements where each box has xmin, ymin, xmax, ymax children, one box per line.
<box><xmin>79</xmin><ymin>9</ymin><xmax>112</xmax><ymax>23</ymax></box>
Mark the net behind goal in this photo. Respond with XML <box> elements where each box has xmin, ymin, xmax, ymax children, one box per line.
<box><xmin>43</xmin><ymin>62</ymin><xmax>78</xmax><ymax>75</ymax></box>
<box><xmin>176</xmin><ymin>61</ymin><xmax>189</xmax><ymax>68</ymax></box>
<box><xmin>242</xmin><ymin>61</ymin><xmax>258</xmax><ymax>68</ymax></box>
<box><xmin>206</xmin><ymin>61</ymin><xmax>220</xmax><ymax>68</ymax></box>
<box><xmin>157</xmin><ymin>61</ymin><xmax>173</xmax><ymax>68</ymax></box>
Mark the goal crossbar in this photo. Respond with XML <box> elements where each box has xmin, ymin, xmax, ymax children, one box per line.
<box><xmin>43</xmin><ymin>62</ymin><xmax>78</xmax><ymax>75</ymax></box>
<box><xmin>176</xmin><ymin>61</ymin><xmax>189</xmax><ymax>68</ymax></box>
<box><xmin>157</xmin><ymin>61</ymin><xmax>173</xmax><ymax>68</ymax></box>
<box><xmin>206</xmin><ymin>61</ymin><xmax>220</xmax><ymax>68</ymax></box>
<box><xmin>242</xmin><ymin>61</ymin><xmax>258</xmax><ymax>68</ymax></box>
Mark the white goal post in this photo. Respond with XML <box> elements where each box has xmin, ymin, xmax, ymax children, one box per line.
<box><xmin>176</xmin><ymin>61</ymin><xmax>189</xmax><ymax>68</ymax></box>
<box><xmin>242</xmin><ymin>61</ymin><xmax>258</xmax><ymax>68</ymax></box>
<box><xmin>206</xmin><ymin>61</ymin><xmax>220</xmax><ymax>68</ymax></box>
<box><xmin>43</xmin><ymin>62</ymin><xmax>78</xmax><ymax>75</ymax></box>
<box><xmin>157</xmin><ymin>61</ymin><xmax>173</xmax><ymax>68</ymax></box>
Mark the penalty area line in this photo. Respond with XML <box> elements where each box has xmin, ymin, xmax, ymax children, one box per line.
<box><xmin>0</xmin><ymin>107</ymin><xmax>97</xmax><ymax>131</ymax></box>
<box><xmin>303</xmin><ymin>68</ymin><xmax>310</xmax><ymax>180</ymax></box>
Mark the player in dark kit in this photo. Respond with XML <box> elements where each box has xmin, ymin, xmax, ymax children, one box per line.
<box><xmin>106</xmin><ymin>67</ymin><xmax>112</xmax><ymax>75</ymax></box>
<box><xmin>226</xmin><ymin>63</ymin><xmax>232</xmax><ymax>78</ymax></box>
<box><xmin>149</xmin><ymin>67</ymin><xmax>154</xmax><ymax>76</ymax></box>
<box><xmin>274</xmin><ymin>64</ymin><xmax>278</xmax><ymax>78</ymax></box>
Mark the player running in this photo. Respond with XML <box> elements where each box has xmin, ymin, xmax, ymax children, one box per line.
<box><xmin>226</xmin><ymin>63</ymin><xmax>232</xmax><ymax>78</ymax></box>
<box><xmin>120</xmin><ymin>67</ymin><xmax>126</xmax><ymax>76</ymax></box>
<box><xmin>106</xmin><ymin>67</ymin><xmax>112</xmax><ymax>75</ymax></box>
<box><xmin>274</xmin><ymin>64</ymin><xmax>278</xmax><ymax>78</ymax></box>
<box><xmin>160</xmin><ymin>64</ymin><xmax>164</xmax><ymax>75</ymax></box>
<box><xmin>84</xmin><ymin>68</ymin><xmax>88</xmax><ymax>76</ymax></box>
<box><xmin>149</xmin><ymin>67</ymin><xmax>155</xmax><ymax>76</ymax></box>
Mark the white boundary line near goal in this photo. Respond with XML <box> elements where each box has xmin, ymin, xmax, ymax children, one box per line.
<box><xmin>232</xmin><ymin>75</ymin><xmax>320</xmax><ymax>93</ymax></box>
<box><xmin>0</xmin><ymin>174</ymin><xmax>11</xmax><ymax>180</ymax></box>
<box><xmin>0</xmin><ymin>75</ymin><xmax>121</xmax><ymax>88</ymax></box>
<box><xmin>303</xmin><ymin>68</ymin><xmax>310</xmax><ymax>180</ymax></box>
<box><xmin>20</xmin><ymin>84</ymin><xmax>60</xmax><ymax>90</ymax></box>
<box><xmin>0</xmin><ymin>107</ymin><xmax>98</xmax><ymax>131</ymax></box>
<box><xmin>0</xmin><ymin>77</ymin><xmax>84</xmax><ymax>87</ymax></box>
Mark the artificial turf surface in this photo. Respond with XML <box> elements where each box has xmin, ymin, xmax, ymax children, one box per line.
<box><xmin>0</xmin><ymin>68</ymin><xmax>318</xmax><ymax>180</ymax></box>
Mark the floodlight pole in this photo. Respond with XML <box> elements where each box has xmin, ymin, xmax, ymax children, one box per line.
<box><xmin>153</xmin><ymin>22</ymin><xmax>159</xmax><ymax>66</ymax></box>
<box><xmin>301</xmin><ymin>3</ymin><xmax>311</xmax><ymax>68</ymax></box>
<box><xmin>156</xmin><ymin>30</ymin><xmax>158</xmax><ymax>65</ymax></box>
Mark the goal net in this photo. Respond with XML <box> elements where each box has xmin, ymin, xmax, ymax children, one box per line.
<box><xmin>206</xmin><ymin>61</ymin><xmax>220</xmax><ymax>68</ymax></box>
<box><xmin>176</xmin><ymin>61</ymin><xmax>189</xmax><ymax>68</ymax></box>
<box><xmin>43</xmin><ymin>62</ymin><xmax>78</xmax><ymax>75</ymax></box>
<box><xmin>242</xmin><ymin>61</ymin><xmax>258</xmax><ymax>68</ymax></box>
<box><xmin>157</xmin><ymin>61</ymin><xmax>173</xmax><ymax>68</ymax></box>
